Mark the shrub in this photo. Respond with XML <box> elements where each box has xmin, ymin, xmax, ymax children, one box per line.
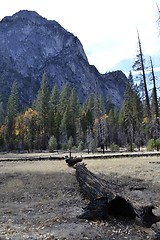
<box><xmin>110</xmin><ymin>143</ymin><xmax>119</xmax><ymax>152</ymax></box>
<box><xmin>89</xmin><ymin>139</ymin><xmax>96</xmax><ymax>153</ymax></box>
<box><xmin>127</xmin><ymin>143</ymin><xmax>136</xmax><ymax>152</ymax></box>
<box><xmin>48</xmin><ymin>136</ymin><xmax>57</xmax><ymax>152</ymax></box>
<box><xmin>68</xmin><ymin>136</ymin><xmax>73</xmax><ymax>150</ymax></box>
<box><xmin>78</xmin><ymin>141</ymin><xmax>84</xmax><ymax>151</ymax></box>
<box><xmin>146</xmin><ymin>139</ymin><xmax>155</xmax><ymax>151</ymax></box>
<box><xmin>155</xmin><ymin>138</ymin><xmax>160</xmax><ymax>151</ymax></box>
<box><xmin>132</xmin><ymin>143</ymin><xmax>136</xmax><ymax>151</ymax></box>
<box><xmin>62</xmin><ymin>144</ymin><xmax>68</xmax><ymax>151</ymax></box>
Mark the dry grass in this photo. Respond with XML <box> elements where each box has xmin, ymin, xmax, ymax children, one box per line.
<box><xmin>87</xmin><ymin>156</ymin><xmax>160</xmax><ymax>184</ymax></box>
<box><xmin>0</xmin><ymin>156</ymin><xmax>159</xmax><ymax>239</ymax></box>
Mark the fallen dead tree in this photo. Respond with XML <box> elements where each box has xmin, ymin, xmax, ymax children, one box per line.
<box><xmin>65</xmin><ymin>156</ymin><xmax>83</xmax><ymax>167</ymax></box>
<box><xmin>72</xmin><ymin>163</ymin><xmax>160</xmax><ymax>228</ymax></box>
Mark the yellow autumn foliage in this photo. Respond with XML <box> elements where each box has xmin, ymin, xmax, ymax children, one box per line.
<box><xmin>143</xmin><ymin>116</ymin><xmax>149</xmax><ymax>124</ymax></box>
<box><xmin>14</xmin><ymin>108</ymin><xmax>37</xmax><ymax>136</ymax></box>
<box><xmin>0</xmin><ymin>125</ymin><xmax>5</xmax><ymax>136</ymax></box>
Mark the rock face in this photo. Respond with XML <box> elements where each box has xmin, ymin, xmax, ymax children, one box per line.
<box><xmin>0</xmin><ymin>10</ymin><xmax>128</xmax><ymax>108</ymax></box>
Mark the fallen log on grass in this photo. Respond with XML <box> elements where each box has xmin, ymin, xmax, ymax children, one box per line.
<box><xmin>74</xmin><ymin>163</ymin><xmax>160</xmax><ymax>228</ymax></box>
<box><xmin>65</xmin><ymin>156</ymin><xmax>83</xmax><ymax>167</ymax></box>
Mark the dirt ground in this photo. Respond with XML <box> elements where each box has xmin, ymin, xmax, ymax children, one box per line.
<box><xmin>0</xmin><ymin>155</ymin><xmax>159</xmax><ymax>240</ymax></box>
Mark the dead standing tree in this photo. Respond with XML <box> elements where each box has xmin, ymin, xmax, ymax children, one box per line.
<box><xmin>69</xmin><ymin>162</ymin><xmax>160</xmax><ymax>228</ymax></box>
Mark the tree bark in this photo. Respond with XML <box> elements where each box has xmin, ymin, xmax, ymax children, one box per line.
<box><xmin>75</xmin><ymin>163</ymin><xmax>160</xmax><ymax>228</ymax></box>
<box><xmin>137</xmin><ymin>32</ymin><xmax>151</xmax><ymax>120</ymax></box>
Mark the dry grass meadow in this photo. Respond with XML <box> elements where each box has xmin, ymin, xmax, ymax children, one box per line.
<box><xmin>0</xmin><ymin>154</ymin><xmax>159</xmax><ymax>239</ymax></box>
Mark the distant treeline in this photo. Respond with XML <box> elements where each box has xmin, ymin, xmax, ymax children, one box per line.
<box><xmin>0</xmin><ymin>67</ymin><xmax>160</xmax><ymax>153</ymax></box>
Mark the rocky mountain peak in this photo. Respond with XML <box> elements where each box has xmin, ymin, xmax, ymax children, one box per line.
<box><xmin>2</xmin><ymin>10</ymin><xmax>46</xmax><ymax>24</ymax></box>
<box><xmin>0</xmin><ymin>10</ymin><xmax>128</xmax><ymax>109</ymax></box>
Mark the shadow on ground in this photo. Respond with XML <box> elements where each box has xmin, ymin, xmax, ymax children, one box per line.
<box><xmin>0</xmin><ymin>168</ymin><xmax>159</xmax><ymax>239</ymax></box>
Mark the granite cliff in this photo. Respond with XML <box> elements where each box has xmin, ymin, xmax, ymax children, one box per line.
<box><xmin>0</xmin><ymin>10</ymin><xmax>128</xmax><ymax>108</ymax></box>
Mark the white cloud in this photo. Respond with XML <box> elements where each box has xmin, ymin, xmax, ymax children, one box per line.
<box><xmin>0</xmin><ymin>0</ymin><xmax>160</xmax><ymax>73</ymax></box>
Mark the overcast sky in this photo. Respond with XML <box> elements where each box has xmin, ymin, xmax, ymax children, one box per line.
<box><xmin>0</xmin><ymin>0</ymin><xmax>160</xmax><ymax>73</ymax></box>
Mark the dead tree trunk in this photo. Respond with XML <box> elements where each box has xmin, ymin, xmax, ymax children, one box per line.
<box><xmin>75</xmin><ymin>163</ymin><xmax>160</xmax><ymax>228</ymax></box>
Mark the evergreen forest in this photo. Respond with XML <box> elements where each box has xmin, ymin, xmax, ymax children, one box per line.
<box><xmin>0</xmin><ymin>68</ymin><xmax>160</xmax><ymax>153</ymax></box>
<box><xmin>0</xmin><ymin>33</ymin><xmax>160</xmax><ymax>153</ymax></box>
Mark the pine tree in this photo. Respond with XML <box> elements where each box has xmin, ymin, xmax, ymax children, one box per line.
<box><xmin>68</xmin><ymin>89</ymin><xmax>80</xmax><ymax>142</ymax></box>
<box><xmin>84</xmin><ymin>93</ymin><xmax>95</xmax><ymax>131</ymax></box>
<box><xmin>120</xmin><ymin>78</ymin><xmax>143</xmax><ymax>151</ymax></box>
<box><xmin>93</xmin><ymin>96</ymin><xmax>106</xmax><ymax>151</ymax></box>
<box><xmin>49</xmin><ymin>84</ymin><xmax>60</xmax><ymax>114</ymax></box>
<box><xmin>132</xmin><ymin>86</ymin><xmax>143</xmax><ymax>149</ymax></box>
<box><xmin>4</xmin><ymin>81</ymin><xmax>18</xmax><ymax>149</ymax></box>
<box><xmin>60</xmin><ymin>90</ymin><xmax>80</xmax><ymax>145</ymax></box>
<box><xmin>149</xmin><ymin>57</ymin><xmax>160</xmax><ymax>140</ymax></box>
<box><xmin>48</xmin><ymin>135</ymin><xmax>57</xmax><ymax>152</ymax></box>
<box><xmin>120</xmin><ymin>83</ymin><xmax>134</xmax><ymax>151</ymax></box>
<box><xmin>132</xmin><ymin>31</ymin><xmax>150</xmax><ymax>119</ymax></box>
<box><xmin>0</xmin><ymin>94</ymin><xmax>5</xmax><ymax>125</ymax></box>
<box><xmin>35</xmin><ymin>71</ymin><xmax>49</xmax><ymax>149</ymax></box>
<box><xmin>107</xmin><ymin>107</ymin><xmax>119</xmax><ymax>146</ymax></box>
<box><xmin>23</xmin><ymin>108</ymin><xmax>38</xmax><ymax>151</ymax></box>
<box><xmin>150</xmin><ymin>57</ymin><xmax>159</xmax><ymax>120</ymax></box>
<box><xmin>80</xmin><ymin>94</ymin><xmax>96</xmax><ymax>149</ymax></box>
<box><xmin>128</xmin><ymin>71</ymin><xmax>134</xmax><ymax>87</ymax></box>
<box><xmin>60</xmin><ymin>105</ymin><xmax>70</xmax><ymax>145</ymax></box>
<box><xmin>94</xmin><ymin>95</ymin><xmax>105</xmax><ymax>118</ymax></box>
<box><xmin>59</xmin><ymin>82</ymin><xmax>71</xmax><ymax>114</ymax></box>
<box><xmin>49</xmin><ymin>84</ymin><xmax>61</xmax><ymax>141</ymax></box>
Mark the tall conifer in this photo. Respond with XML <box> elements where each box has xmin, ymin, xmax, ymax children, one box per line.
<box><xmin>35</xmin><ymin>71</ymin><xmax>49</xmax><ymax>149</ymax></box>
<box><xmin>133</xmin><ymin>31</ymin><xmax>150</xmax><ymax>119</ymax></box>
<box><xmin>49</xmin><ymin>84</ymin><xmax>61</xmax><ymax>140</ymax></box>
<box><xmin>4</xmin><ymin>81</ymin><xmax>18</xmax><ymax>149</ymax></box>
<box><xmin>150</xmin><ymin>57</ymin><xmax>159</xmax><ymax>120</ymax></box>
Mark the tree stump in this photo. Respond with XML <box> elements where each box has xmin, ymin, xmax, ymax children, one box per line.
<box><xmin>75</xmin><ymin>163</ymin><xmax>160</xmax><ymax>228</ymax></box>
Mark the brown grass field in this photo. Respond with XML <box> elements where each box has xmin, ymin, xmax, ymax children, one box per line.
<box><xmin>0</xmin><ymin>154</ymin><xmax>159</xmax><ymax>239</ymax></box>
